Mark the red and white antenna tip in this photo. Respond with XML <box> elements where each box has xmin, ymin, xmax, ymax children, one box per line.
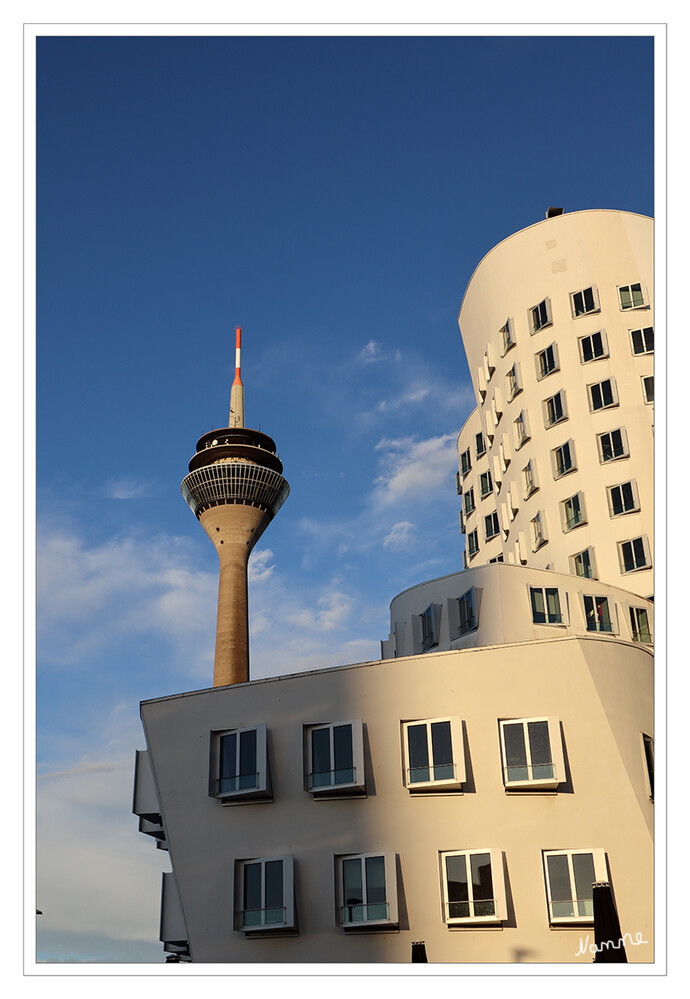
<box><xmin>233</xmin><ymin>327</ymin><xmax>243</xmax><ymax>386</ymax></box>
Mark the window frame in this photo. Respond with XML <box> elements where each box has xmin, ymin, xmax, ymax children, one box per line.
<box><xmin>304</xmin><ymin>720</ymin><xmax>365</xmax><ymax>797</ymax></box>
<box><xmin>551</xmin><ymin>439</ymin><xmax>576</xmax><ymax>480</ymax></box>
<box><xmin>460</xmin><ymin>448</ymin><xmax>472</xmax><ymax>477</ymax></box>
<box><xmin>578</xmin><ymin>329</ymin><xmax>609</xmax><ymax>364</ymax></box>
<box><xmin>237</xmin><ymin>854</ymin><xmax>295</xmax><ymax>933</ymax></box>
<box><xmin>588</xmin><ymin>377</ymin><xmax>619</xmax><ymax>413</ymax></box>
<box><xmin>561</xmin><ymin>491</ymin><xmax>586</xmax><ymax>532</ymax></box>
<box><xmin>484</xmin><ymin>510</ymin><xmax>500</xmax><ymax>541</ymax></box>
<box><xmin>475</xmin><ymin>432</ymin><xmax>486</xmax><ymax>459</ymax></box>
<box><xmin>530</xmin><ymin>511</ymin><xmax>548</xmax><ymax>552</ymax></box>
<box><xmin>336</xmin><ymin>852</ymin><xmax>398</xmax><ymax>929</ymax></box>
<box><xmin>467</xmin><ymin>528</ymin><xmax>479</xmax><ymax>559</ymax></box>
<box><xmin>597</xmin><ymin>427</ymin><xmax>629</xmax><ymax>464</ymax></box>
<box><xmin>570</xmin><ymin>285</ymin><xmax>600</xmax><ymax>319</ymax></box>
<box><xmin>607</xmin><ymin>480</ymin><xmax>640</xmax><ymax>518</ymax></box>
<box><xmin>506</xmin><ymin>362</ymin><xmax>522</xmax><ymax>401</ymax></box>
<box><xmin>500</xmin><ymin>318</ymin><xmax>515</xmax><ymax>356</ymax></box>
<box><xmin>618</xmin><ymin>535</ymin><xmax>652</xmax><ymax>574</ymax></box>
<box><xmin>642</xmin><ymin>375</ymin><xmax>654</xmax><ymax>404</ymax></box>
<box><xmin>630</xmin><ymin>606</ymin><xmax>652</xmax><ymax>645</ymax></box>
<box><xmin>499</xmin><ymin>716</ymin><xmax>565</xmax><ymax>790</ymax></box>
<box><xmin>543</xmin><ymin>849</ymin><xmax>608</xmax><ymax>925</ymax></box>
<box><xmin>523</xmin><ymin>459</ymin><xmax>539</xmax><ymax>500</ymax></box>
<box><xmin>529</xmin><ymin>585</ymin><xmax>563</xmax><ymax>625</ymax></box>
<box><xmin>529</xmin><ymin>297</ymin><xmax>553</xmax><ymax>335</ymax></box>
<box><xmin>420</xmin><ymin>603</ymin><xmax>439</xmax><ymax>651</ymax></box>
<box><xmin>535</xmin><ymin>343</ymin><xmax>559</xmax><ymax>381</ymax></box>
<box><xmin>630</xmin><ymin>325</ymin><xmax>654</xmax><ymax>355</ymax></box>
<box><xmin>463</xmin><ymin>487</ymin><xmax>475</xmax><ymax>516</ymax></box>
<box><xmin>210</xmin><ymin>723</ymin><xmax>270</xmax><ymax>803</ymax></box>
<box><xmin>454</xmin><ymin>586</ymin><xmax>478</xmax><ymax>638</ymax></box>
<box><xmin>570</xmin><ymin>546</ymin><xmax>597</xmax><ymax>580</ymax></box>
<box><xmin>583</xmin><ymin>594</ymin><xmax>615</xmax><ymax>633</ymax></box>
<box><xmin>479</xmin><ymin>469</ymin><xmax>493</xmax><ymax>499</ymax></box>
<box><xmin>617</xmin><ymin>282</ymin><xmax>648</xmax><ymax>311</ymax></box>
<box><xmin>514</xmin><ymin>410</ymin><xmax>530</xmax><ymax>450</ymax></box>
<box><xmin>401</xmin><ymin>716</ymin><xmax>465</xmax><ymax>791</ymax></box>
<box><xmin>440</xmin><ymin>849</ymin><xmax>507</xmax><ymax>925</ymax></box>
<box><xmin>543</xmin><ymin>390</ymin><xmax>567</xmax><ymax>428</ymax></box>
<box><xmin>641</xmin><ymin>734</ymin><xmax>654</xmax><ymax>800</ymax></box>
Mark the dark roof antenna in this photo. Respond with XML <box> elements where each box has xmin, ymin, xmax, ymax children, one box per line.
<box><xmin>546</xmin><ymin>207</ymin><xmax>564</xmax><ymax>218</ymax></box>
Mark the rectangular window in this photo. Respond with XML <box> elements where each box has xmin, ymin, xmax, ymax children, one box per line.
<box><xmin>571</xmin><ymin>286</ymin><xmax>599</xmax><ymax>318</ymax></box>
<box><xmin>536</xmin><ymin>343</ymin><xmax>558</xmax><ymax>380</ymax></box>
<box><xmin>630</xmin><ymin>326</ymin><xmax>654</xmax><ymax>355</ymax></box>
<box><xmin>500</xmin><ymin>319</ymin><xmax>515</xmax><ymax>355</ymax></box>
<box><xmin>467</xmin><ymin>529</ymin><xmax>479</xmax><ymax>558</ymax></box>
<box><xmin>584</xmin><ymin>595</ymin><xmax>613</xmax><ymax>633</ymax></box>
<box><xmin>607</xmin><ymin>480</ymin><xmax>639</xmax><ymax>517</ymax></box>
<box><xmin>463</xmin><ymin>487</ymin><xmax>475</xmax><ymax>516</ymax></box>
<box><xmin>529</xmin><ymin>297</ymin><xmax>552</xmax><ymax>334</ymax></box>
<box><xmin>457</xmin><ymin>588</ymin><xmax>476</xmax><ymax>635</ymax></box>
<box><xmin>588</xmin><ymin>378</ymin><xmax>618</xmax><ymax>412</ymax></box>
<box><xmin>618</xmin><ymin>536</ymin><xmax>651</xmax><ymax>573</ymax></box>
<box><xmin>460</xmin><ymin>448</ymin><xmax>471</xmax><ymax>476</ymax></box>
<box><xmin>544</xmin><ymin>391</ymin><xmax>566</xmax><ymax>427</ymax></box>
<box><xmin>506</xmin><ymin>364</ymin><xmax>521</xmax><ymax>400</ymax></box>
<box><xmin>456</xmin><ymin>471</ymin><xmax>462</xmax><ymax>496</ymax></box>
<box><xmin>578</xmin><ymin>330</ymin><xmax>609</xmax><ymax>363</ymax></box>
<box><xmin>597</xmin><ymin>427</ymin><xmax>629</xmax><ymax>463</ymax></box>
<box><xmin>489</xmin><ymin>554</ymin><xmax>504</xmax><ymax>563</ymax></box>
<box><xmin>642</xmin><ymin>734</ymin><xmax>654</xmax><ymax>798</ymax></box>
<box><xmin>441</xmin><ymin>850</ymin><xmax>506</xmax><ymax>924</ymax></box>
<box><xmin>338</xmin><ymin>853</ymin><xmax>397</xmax><ymax>927</ymax></box>
<box><xmin>543</xmin><ymin>850</ymin><xmax>607</xmax><ymax>924</ymax></box>
<box><xmin>630</xmin><ymin>606</ymin><xmax>652</xmax><ymax>644</ymax></box>
<box><xmin>306</xmin><ymin>721</ymin><xmax>364</xmax><ymax>794</ymax></box>
<box><xmin>530</xmin><ymin>586</ymin><xmax>562</xmax><ymax>624</ymax></box>
<box><xmin>531</xmin><ymin>512</ymin><xmax>547</xmax><ymax>551</ymax></box>
<box><xmin>480</xmin><ymin>470</ymin><xmax>493</xmax><ymax>498</ymax></box>
<box><xmin>485</xmin><ymin>511</ymin><xmax>500</xmax><ymax>540</ymax></box>
<box><xmin>239</xmin><ymin>855</ymin><xmax>294</xmax><ymax>931</ymax></box>
<box><xmin>523</xmin><ymin>459</ymin><xmax>538</xmax><ymax>499</ymax></box>
<box><xmin>552</xmin><ymin>440</ymin><xmax>575</xmax><ymax>478</ymax></box>
<box><xmin>500</xmin><ymin>717</ymin><xmax>564</xmax><ymax>788</ymax></box>
<box><xmin>403</xmin><ymin>717</ymin><xmax>464</xmax><ymax>789</ymax></box>
<box><xmin>562</xmin><ymin>492</ymin><xmax>585</xmax><ymax>531</ymax></box>
<box><xmin>571</xmin><ymin>547</ymin><xmax>596</xmax><ymax>579</ymax></box>
<box><xmin>211</xmin><ymin>724</ymin><xmax>270</xmax><ymax>802</ymax></box>
<box><xmin>642</xmin><ymin>375</ymin><xmax>654</xmax><ymax>404</ymax></box>
<box><xmin>420</xmin><ymin>604</ymin><xmax>438</xmax><ymax>651</ymax></box>
<box><xmin>514</xmin><ymin>410</ymin><xmax>530</xmax><ymax>449</ymax></box>
<box><xmin>475</xmin><ymin>432</ymin><xmax>486</xmax><ymax>458</ymax></box>
<box><xmin>618</xmin><ymin>282</ymin><xmax>646</xmax><ymax>310</ymax></box>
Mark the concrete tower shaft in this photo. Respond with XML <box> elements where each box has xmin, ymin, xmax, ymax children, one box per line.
<box><xmin>180</xmin><ymin>335</ymin><xmax>289</xmax><ymax>686</ymax></box>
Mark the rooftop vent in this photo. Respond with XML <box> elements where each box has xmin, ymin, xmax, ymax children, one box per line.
<box><xmin>546</xmin><ymin>207</ymin><xmax>564</xmax><ymax>218</ymax></box>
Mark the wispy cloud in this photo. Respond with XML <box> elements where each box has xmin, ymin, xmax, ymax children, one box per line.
<box><xmin>383</xmin><ymin>520</ymin><xmax>416</xmax><ymax>549</ymax></box>
<box><xmin>373</xmin><ymin>433</ymin><xmax>458</xmax><ymax>507</ymax></box>
<box><xmin>104</xmin><ymin>478</ymin><xmax>150</xmax><ymax>500</ymax></box>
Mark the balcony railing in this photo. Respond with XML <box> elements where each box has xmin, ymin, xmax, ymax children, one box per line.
<box><xmin>504</xmin><ymin>762</ymin><xmax>555</xmax><ymax>783</ymax></box>
<box><xmin>446</xmin><ymin>898</ymin><xmax>496</xmax><ymax>919</ymax></box>
<box><xmin>181</xmin><ymin>462</ymin><xmax>290</xmax><ymax>518</ymax></box>
<box><xmin>308</xmin><ymin>767</ymin><xmax>356</xmax><ymax>790</ymax></box>
<box><xmin>341</xmin><ymin>902</ymin><xmax>389</xmax><ymax>924</ymax></box>
<box><xmin>214</xmin><ymin>773</ymin><xmax>260</xmax><ymax>796</ymax></box>
<box><xmin>408</xmin><ymin>763</ymin><xmax>456</xmax><ymax>784</ymax></box>
<box><xmin>240</xmin><ymin>906</ymin><xmax>286</xmax><ymax>929</ymax></box>
<box><xmin>549</xmin><ymin>897</ymin><xmax>594</xmax><ymax>920</ymax></box>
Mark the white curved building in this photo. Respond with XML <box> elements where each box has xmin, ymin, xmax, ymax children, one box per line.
<box><xmin>455</xmin><ymin>210</ymin><xmax>653</xmax><ymax>598</ymax></box>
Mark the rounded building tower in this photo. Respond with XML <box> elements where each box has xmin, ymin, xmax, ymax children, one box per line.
<box><xmin>181</xmin><ymin>329</ymin><xmax>289</xmax><ymax>686</ymax></box>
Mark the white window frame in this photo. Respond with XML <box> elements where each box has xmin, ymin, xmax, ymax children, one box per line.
<box><xmin>523</xmin><ymin>459</ymin><xmax>538</xmax><ymax>500</ymax></box>
<box><xmin>570</xmin><ymin>547</ymin><xmax>597</xmax><ymax>580</ymax></box>
<box><xmin>561</xmin><ymin>491</ymin><xmax>586</xmax><ymax>532</ymax></box>
<box><xmin>606</xmin><ymin>480</ymin><xmax>640</xmax><ymax>518</ymax></box>
<box><xmin>440</xmin><ymin>849</ymin><xmax>507</xmax><ymax>925</ymax></box>
<box><xmin>500</xmin><ymin>318</ymin><xmax>515</xmax><ymax>356</ymax></box>
<box><xmin>588</xmin><ymin>377</ymin><xmax>619</xmax><ymax>413</ymax></box>
<box><xmin>529</xmin><ymin>297</ymin><xmax>553</xmax><ymax>334</ymax></box>
<box><xmin>460</xmin><ymin>448</ymin><xmax>472</xmax><ymax>476</ymax></box>
<box><xmin>642</xmin><ymin>375</ymin><xmax>654</xmax><ymax>404</ymax></box>
<box><xmin>336</xmin><ymin>852</ymin><xmax>398</xmax><ymax>928</ymax></box>
<box><xmin>499</xmin><ymin>717</ymin><xmax>565</xmax><ymax>789</ymax></box>
<box><xmin>641</xmin><ymin>734</ymin><xmax>654</xmax><ymax>799</ymax></box>
<box><xmin>630</xmin><ymin>325</ymin><xmax>654</xmax><ymax>355</ymax></box>
<box><xmin>596</xmin><ymin>427</ymin><xmax>629</xmax><ymax>464</ymax></box>
<box><xmin>479</xmin><ymin>469</ymin><xmax>493</xmax><ymax>498</ymax></box>
<box><xmin>304</xmin><ymin>720</ymin><xmax>365</xmax><ymax>796</ymax></box>
<box><xmin>402</xmin><ymin>716</ymin><xmax>465</xmax><ymax>791</ymax></box>
<box><xmin>211</xmin><ymin>723</ymin><xmax>270</xmax><ymax>802</ymax></box>
<box><xmin>570</xmin><ymin>285</ymin><xmax>600</xmax><ymax>319</ymax></box>
<box><xmin>618</xmin><ymin>535</ymin><xmax>652</xmax><ymax>574</ymax></box>
<box><xmin>475</xmin><ymin>432</ymin><xmax>486</xmax><ymax>459</ymax></box>
<box><xmin>463</xmin><ymin>487</ymin><xmax>475</xmax><ymax>516</ymax></box>
<box><xmin>514</xmin><ymin>410</ymin><xmax>530</xmax><ymax>450</ymax></box>
<box><xmin>420</xmin><ymin>603</ymin><xmax>440</xmax><ymax>651</ymax></box>
<box><xmin>543</xmin><ymin>390</ymin><xmax>567</xmax><ymax>428</ymax></box>
<box><xmin>578</xmin><ymin>329</ymin><xmax>609</xmax><ymax>364</ymax></box>
<box><xmin>617</xmin><ymin>282</ymin><xmax>648</xmax><ymax>311</ymax></box>
<box><xmin>543</xmin><ymin>850</ymin><xmax>608</xmax><ymax>925</ymax></box>
<box><xmin>484</xmin><ymin>510</ymin><xmax>500</xmax><ymax>541</ymax></box>
<box><xmin>456</xmin><ymin>587</ymin><xmax>477</xmax><ymax>637</ymax></box>
<box><xmin>583</xmin><ymin>594</ymin><xmax>615</xmax><ymax>633</ymax></box>
<box><xmin>630</xmin><ymin>605</ymin><xmax>652</xmax><ymax>645</ymax></box>
<box><xmin>551</xmin><ymin>439</ymin><xmax>576</xmax><ymax>479</ymax></box>
<box><xmin>467</xmin><ymin>528</ymin><xmax>479</xmax><ymax>559</ymax></box>
<box><xmin>506</xmin><ymin>363</ymin><xmax>522</xmax><ymax>401</ymax></box>
<box><xmin>529</xmin><ymin>585</ymin><xmax>563</xmax><ymax>625</ymax></box>
<box><xmin>530</xmin><ymin>511</ymin><xmax>548</xmax><ymax>551</ymax></box>
<box><xmin>237</xmin><ymin>854</ymin><xmax>295</xmax><ymax>932</ymax></box>
<box><xmin>535</xmin><ymin>343</ymin><xmax>559</xmax><ymax>381</ymax></box>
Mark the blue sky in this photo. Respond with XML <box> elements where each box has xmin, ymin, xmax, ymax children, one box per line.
<box><xmin>34</xmin><ymin>31</ymin><xmax>654</xmax><ymax>964</ymax></box>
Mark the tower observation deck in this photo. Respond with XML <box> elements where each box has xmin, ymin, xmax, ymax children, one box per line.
<box><xmin>181</xmin><ymin>329</ymin><xmax>289</xmax><ymax>686</ymax></box>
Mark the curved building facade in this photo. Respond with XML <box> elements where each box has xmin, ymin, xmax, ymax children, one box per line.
<box><xmin>456</xmin><ymin>210</ymin><xmax>653</xmax><ymax>597</ymax></box>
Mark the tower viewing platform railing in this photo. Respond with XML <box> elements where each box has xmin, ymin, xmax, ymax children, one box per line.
<box><xmin>181</xmin><ymin>462</ymin><xmax>290</xmax><ymax>519</ymax></box>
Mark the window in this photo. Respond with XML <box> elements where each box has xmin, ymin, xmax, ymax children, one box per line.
<box><xmin>467</xmin><ymin>529</ymin><xmax>479</xmax><ymax>558</ymax></box>
<box><xmin>457</xmin><ymin>588</ymin><xmax>477</xmax><ymax>635</ymax></box>
<box><xmin>531</xmin><ymin>512</ymin><xmax>547</xmax><ymax>551</ymax></box>
<box><xmin>570</xmin><ymin>285</ymin><xmax>600</xmax><ymax>318</ymax></box>
<box><xmin>475</xmin><ymin>432</ymin><xmax>486</xmax><ymax>458</ymax></box>
<box><xmin>441</xmin><ymin>850</ymin><xmax>507</xmax><ymax>924</ymax></box>
<box><xmin>543</xmin><ymin>390</ymin><xmax>567</xmax><ymax>427</ymax></box>
<box><xmin>211</xmin><ymin>724</ymin><xmax>270</xmax><ymax>802</ymax></box>
<box><xmin>642</xmin><ymin>375</ymin><xmax>654</xmax><ymax>404</ymax></box>
<box><xmin>552</xmin><ymin>440</ymin><xmax>575</xmax><ymax>479</ymax></box>
<box><xmin>588</xmin><ymin>378</ymin><xmax>618</xmax><ymax>412</ymax></box>
<box><xmin>506</xmin><ymin>364</ymin><xmax>521</xmax><ymax>400</ymax></box>
<box><xmin>305</xmin><ymin>721</ymin><xmax>365</xmax><ymax>795</ymax></box>
<box><xmin>463</xmin><ymin>487</ymin><xmax>475</xmax><ymax>516</ymax></box>
<box><xmin>530</xmin><ymin>586</ymin><xmax>562</xmax><ymax>624</ymax></box>
<box><xmin>584</xmin><ymin>595</ymin><xmax>613</xmax><ymax>633</ymax></box>
<box><xmin>618</xmin><ymin>282</ymin><xmax>647</xmax><ymax>311</ymax></box>
<box><xmin>420</xmin><ymin>604</ymin><xmax>438</xmax><ymax>651</ymax></box>
<box><xmin>630</xmin><ymin>606</ymin><xmax>652</xmax><ymax>644</ymax></box>
<box><xmin>480</xmin><ymin>470</ymin><xmax>493</xmax><ymax>498</ymax></box>
<box><xmin>597</xmin><ymin>427</ymin><xmax>629</xmax><ymax>463</ymax></box>
<box><xmin>529</xmin><ymin>297</ymin><xmax>552</xmax><ymax>334</ymax></box>
<box><xmin>536</xmin><ymin>343</ymin><xmax>558</xmax><ymax>380</ymax></box>
<box><xmin>485</xmin><ymin>511</ymin><xmax>500</xmax><ymax>541</ymax></box>
<box><xmin>402</xmin><ymin>717</ymin><xmax>465</xmax><ymax>790</ymax></box>
<box><xmin>630</xmin><ymin>326</ymin><xmax>654</xmax><ymax>355</ymax></box>
<box><xmin>607</xmin><ymin>480</ymin><xmax>640</xmax><ymax>517</ymax></box>
<box><xmin>618</xmin><ymin>536</ymin><xmax>651</xmax><ymax>573</ymax></box>
<box><xmin>500</xmin><ymin>318</ymin><xmax>515</xmax><ymax>355</ymax></box>
<box><xmin>523</xmin><ymin>459</ymin><xmax>538</xmax><ymax>499</ymax></box>
<box><xmin>570</xmin><ymin>547</ymin><xmax>596</xmax><ymax>579</ymax></box>
<box><xmin>642</xmin><ymin>734</ymin><xmax>654</xmax><ymax>798</ymax></box>
<box><xmin>562</xmin><ymin>492</ymin><xmax>586</xmax><ymax>531</ymax></box>
<box><xmin>499</xmin><ymin>717</ymin><xmax>564</xmax><ymax>788</ymax></box>
<box><xmin>238</xmin><ymin>855</ymin><xmax>295</xmax><ymax>931</ymax></box>
<box><xmin>543</xmin><ymin>850</ymin><xmax>607</xmax><ymax>924</ymax></box>
<box><xmin>514</xmin><ymin>410</ymin><xmax>530</xmax><ymax>449</ymax></box>
<box><xmin>337</xmin><ymin>853</ymin><xmax>398</xmax><ymax>928</ymax></box>
<box><xmin>578</xmin><ymin>330</ymin><xmax>609</xmax><ymax>363</ymax></box>
<box><xmin>460</xmin><ymin>448</ymin><xmax>471</xmax><ymax>476</ymax></box>
<box><xmin>489</xmin><ymin>554</ymin><xmax>504</xmax><ymax>563</ymax></box>
<box><xmin>455</xmin><ymin>471</ymin><xmax>462</xmax><ymax>496</ymax></box>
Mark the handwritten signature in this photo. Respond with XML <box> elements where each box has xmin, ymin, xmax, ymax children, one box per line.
<box><xmin>576</xmin><ymin>931</ymin><xmax>648</xmax><ymax>956</ymax></box>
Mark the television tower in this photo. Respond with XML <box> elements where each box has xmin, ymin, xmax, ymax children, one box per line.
<box><xmin>181</xmin><ymin>328</ymin><xmax>289</xmax><ymax>686</ymax></box>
